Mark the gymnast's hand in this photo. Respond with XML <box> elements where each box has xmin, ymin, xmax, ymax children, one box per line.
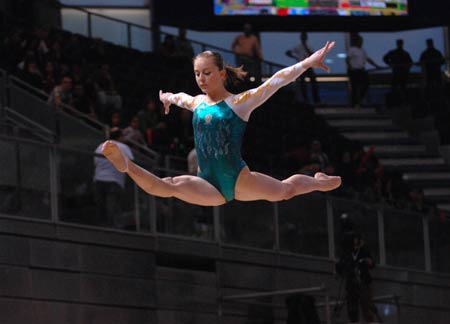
<box><xmin>302</xmin><ymin>41</ymin><xmax>335</xmax><ymax>73</ymax></box>
<box><xmin>159</xmin><ymin>90</ymin><xmax>173</xmax><ymax>115</ymax></box>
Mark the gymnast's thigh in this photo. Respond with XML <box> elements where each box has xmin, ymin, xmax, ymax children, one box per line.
<box><xmin>169</xmin><ymin>175</ymin><xmax>226</xmax><ymax>206</ymax></box>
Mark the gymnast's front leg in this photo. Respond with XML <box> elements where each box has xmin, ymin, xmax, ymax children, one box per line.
<box><xmin>102</xmin><ymin>141</ymin><xmax>226</xmax><ymax>206</ymax></box>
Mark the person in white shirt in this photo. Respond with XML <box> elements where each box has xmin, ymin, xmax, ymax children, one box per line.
<box><xmin>346</xmin><ymin>35</ymin><xmax>380</xmax><ymax>108</ymax></box>
<box><xmin>94</xmin><ymin>127</ymin><xmax>134</xmax><ymax>227</ymax></box>
<box><xmin>286</xmin><ymin>32</ymin><xmax>321</xmax><ymax>104</ymax></box>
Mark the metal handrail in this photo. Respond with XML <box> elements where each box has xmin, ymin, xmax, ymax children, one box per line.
<box><xmin>7</xmin><ymin>73</ymin><xmax>160</xmax><ymax>161</ymax></box>
<box><xmin>58</xmin><ymin>4</ymin><xmax>286</xmax><ymax>73</ymax></box>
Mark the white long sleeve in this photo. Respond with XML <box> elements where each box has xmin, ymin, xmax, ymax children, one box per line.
<box><xmin>226</xmin><ymin>61</ymin><xmax>306</xmax><ymax>121</ymax></box>
<box><xmin>168</xmin><ymin>92</ymin><xmax>203</xmax><ymax>111</ymax></box>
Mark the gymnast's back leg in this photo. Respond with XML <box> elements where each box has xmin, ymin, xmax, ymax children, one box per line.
<box><xmin>235</xmin><ymin>167</ymin><xmax>341</xmax><ymax>202</ymax></box>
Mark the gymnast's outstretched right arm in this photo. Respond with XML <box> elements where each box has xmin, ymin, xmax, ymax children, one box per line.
<box><xmin>159</xmin><ymin>90</ymin><xmax>203</xmax><ymax>114</ymax></box>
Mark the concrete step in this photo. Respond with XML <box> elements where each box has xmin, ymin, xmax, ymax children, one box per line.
<box><xmin>403</xmin><ymin>172</ymin><xmax>450</xmax><ymax>181</ymax></box>
<box><xmin>423</xmin><ymin>188</ymin><xmax>450</xmax><ymax>196</ymax></box>
<box><xmin>403</xmin><ymin>172</ymin><xmax>450</xmax><ymax>188</ymax></box>
<box><xmin>342</xmin><ymin>131</ymin><xmax>414</xmax><ymax>144</ymax></box>
<box><xmin>366</xmin><ymin>145</ymin><xmax>429</xmax><ymax>158</ymax></box>
<box><xmin>380</xmin><ymin>157</ymin><xmax>446</xmax><ymax>167</ymax></box>
<box><xmin>329</xmin><ymin>119</ymin><xmax>401</xmax><ymax>131</ymax></box>
<box><xmin>436</xmin><ymin>204</ymin><xmax>450</xmax><ymax>212</ymax></box>
<box><xmin>315</xmin><ymin>107</ymin><xmax>384</xmax><ymax>119</ymax></box>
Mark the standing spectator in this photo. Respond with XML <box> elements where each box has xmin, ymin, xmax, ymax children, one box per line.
<box><xmin>346</xmin><ymin>35</ymin><xmax>380</xmax><ymax>108</ymax></box>
<box><xmin>47</xmin><ymin>76</ymin><xmax>73</xmax><ymax>108</ymax></box>
<box><xmin>174</xmin><ymin>28</ymin><xmax>194</xmax><ymax>62</ymax></box>
<box><xmin>158</xmin><ymin>34</ymin><xmax>176</xmax><ymax>58</ymax></box>
<box><xmin>94</xmin><ymin>63</ymin><xmax>122</xmax><ymax>120</ymax></box>
<box><xmin>93</xmin><ymin>127</ymin><xmax>133</xmax><ymax>228</ymax></box>
<box><xmin>335</xmin><ymin>228</ymin><xmax>381</xmax><ymax>324</ymax></box>
<box><xmin>383</xmin><ymin>39</ymin><xmax>413</xmax><ymax>106</ymax></box>
<box><xmin>419</xmin><ymin>38</ymin><xmax>445</xmax><ymax>97</ymax></box>
<box><xmin>286</xmin><ymin>32</ymin><xmax>321</xmax><ymax>104</ymax></box>
<box><xmin>231</xmin><ymin>23</ymin><xmax>263</xmax><ymax>83</ymax></box>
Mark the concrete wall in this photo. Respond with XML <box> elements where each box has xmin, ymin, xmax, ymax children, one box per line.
<box><xmin>0</xmin><ymin>216</ymin><xmax>449</xmax><ymax>324</ymax></box>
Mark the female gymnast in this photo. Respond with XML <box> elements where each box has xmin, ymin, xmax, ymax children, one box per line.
<box><xmin>102</xmin><ymin>41</ymin><xmax>341</xmax><ymax>206</ymax></box>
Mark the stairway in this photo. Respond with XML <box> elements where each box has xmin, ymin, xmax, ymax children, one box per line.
<box><xmin>316</xmin><ymin>107</ymin><xmax>450</xmax><ymax>212</ymax></box>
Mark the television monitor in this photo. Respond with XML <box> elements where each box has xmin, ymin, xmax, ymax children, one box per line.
<box><xmin>214</xmin><ymin>0</ymin><xmax>408</xmax><ymax>16</ymax></box>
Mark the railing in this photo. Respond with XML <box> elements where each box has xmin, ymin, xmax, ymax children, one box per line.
<box><xmin>58</xmin><ymin>4</ymin><xmax>286</xmax><ymax>77</ymax></box>
<box><xmin>1</xmin><ymin>69</ymin><xmax>160</xmax><ymax>161</ymax></box>
<box><xmin>0</xmin><ymin>135</ymin><xmax>449</xmax><ymax>275</ymax></box>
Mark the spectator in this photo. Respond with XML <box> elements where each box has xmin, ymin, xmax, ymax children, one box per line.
<box><xmin>42</xmin><ymin>61</ymin><xmax>59</xmax><ymax>93</ymax></box>
<box><xmin>137</xmin><ymin>98</ymin><xmax>166</xmax><ymax>146</ymax></box>
<box><xmin>286</xmin><ymin>32</ymin><xmax>321</xmax><ymax>104</ymax></box>
<box><xmin>174</xmin><ymin>28</ymin><xmax>194</xmax><ymax>62</ymax></box>
<box><xmin>72</xmin><ymin>83</ymin><xmax>96</xmax><ymax>118</ymax></box>
<box><xmin>18</xmin><ymin>59</ymin><xmax>44</xmax><ymax>89</ymax></box>
<box><xmin>47</xmin><ymin>76</ymin><xmax>73</xmax><ymax>108</ymax></box>
<box><xmin>108</xmin><ymin>111</ymin><xmax>123</xmax><ymax>129</ymax></box>
<box><xmin>310</xmin><ymin>139</ymin><xmax>333</xmax><ymax>174</ymax></box>
<box><xmin>231</xmin><ymin>23</ymin><xmax>263</xmax><ymax>84</ymax></box>
<box><xmin>123</xmin><ymin>116</ymin><xmax>147</xmax><ymax>148</ymax></box>
<box><xmin>419</xmin><ymin>38</ymin><xmax>445</xmax><ymax>96</ymax></box>
<box><xmin>93</xmin><ymin>127</ymin><xmax>133</xmax><ymax>228</ymax></box>
<box><xmin>346</xmin><ymin>35</ymin><xmax>380</xmax><ymax>108</ymax></box>
<box><xmin>383</xmin><ymin>39</ymin><xmax>413</xmax><ymax>106</ymax></box>
<box><xmin>158</xmin><ymin>34</ymin><xmax>176</xmax><ymax>58</ymax></box>
<box><xmin>335</xmin><ymin>229</ymin><xmax>381</xmax><ymax>324</ymax></box>
<box><xmin>94</xmin><ymin>63</ymin><xmax>122</xmax><ymax>119</ymax></box>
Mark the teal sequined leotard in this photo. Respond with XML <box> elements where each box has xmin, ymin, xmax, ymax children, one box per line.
<box><xmin>193</xmin><ymin>100</ymin><xmax>247</xmax><ymax>201</ymax></box>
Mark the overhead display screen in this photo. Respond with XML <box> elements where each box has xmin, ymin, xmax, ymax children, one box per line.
<box><xmin>214</xmin><ymin>0</ymin><xmax>408</xmax><ymax>16</ymax></box>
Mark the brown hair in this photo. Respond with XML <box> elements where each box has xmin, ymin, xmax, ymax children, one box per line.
<box><xmin>194</xmin><ymin>51</ymin><xmax>247</xmax><ymax>88</ymax></box>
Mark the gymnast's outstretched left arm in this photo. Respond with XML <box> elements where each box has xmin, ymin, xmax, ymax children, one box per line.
<box><xmin>229</xmin><ymin>41</ymin><xmax>335</xmax><ymax>121</ymax></box>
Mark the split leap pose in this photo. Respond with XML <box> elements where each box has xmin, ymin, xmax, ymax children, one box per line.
<box><xmin>102</xmin><ymin>41</ymin><xmax>341</xmax><ymax>206</ymax></box>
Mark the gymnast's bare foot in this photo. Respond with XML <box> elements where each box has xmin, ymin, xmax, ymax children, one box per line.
<box><xmin>102</xmin><ymin>140</ymin><xmax>129</xmax><ymax>172</ymax></box>
<box><xmin>314</xmin><ymin>172</ymin><xmax>342</xmax><ymax>191</ymax></box>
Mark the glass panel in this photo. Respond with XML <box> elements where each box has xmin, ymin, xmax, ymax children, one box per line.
<box><xmin>384</xmin><ymin>208</ymin><xmax>424</xmax><ymax>270</ymax></box>
<box><xmin>332</xmin><ymin>198</ymin><xmax>379</xmax><ymax>264</ymax></box>
<box><xmin>17</xmin><ymin>143</ymin><xmax>51</xmax><ymax>219</ymax></box>
<box><xmin>429</xmin><ymin>214</ymin><xmax>450</xmax><ymax>273</ymax></box>
<box><xmin>61</xmin><ymin>8</ymin><xmax>89</xmax><ymax>37</ymax></box>
<box><xmin>0</xmin><ymin>69</ymin><xmax>6</xmax><ymax>107</ymax></box>
<box><xmin>131</xmin><ymin>25</ymin><xmax>152</xmax><ymax>52</ymax></box>
<box><xmin>9</xmin><ymin>85</ymin><xmax>58</xmax><ymax>134</ymax></box>
<box><xmin>221</xmin><ymin>200</ymin><xmax>274</xmax><ymax>249</ymax></box>
<box><xmin>278</xmin><ymin>193</ymin><xmax>328</xmax><ymax>257</ymax></box>
<box><xmin>0</xmin><ymin>140</ymin><xmax>19</xmax><ymax>215</ymax></box>
<box><xmin>57</xmin><ymin>109</ymin><xmax>105</xmax><ymax>152</ymax></box>
<box><xmin>58</xmin><ymin>148</ymin><xmax>136</xmax><ymax>230</ymax></box>
<box><xmin>155</xmin><ymin>169</ymin><xmax>214</xmax><ymax>240</ymax></box>
<box><xmin>91</xmin><ymin>15</ymin><xmax>128</xmax><ymax>47</ymax></box>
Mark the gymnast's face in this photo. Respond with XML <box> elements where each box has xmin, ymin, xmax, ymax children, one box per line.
<box><xmin>194</xmin><ymin>56</ymin><xmax>226</xmax><ymax>94</ymax></box>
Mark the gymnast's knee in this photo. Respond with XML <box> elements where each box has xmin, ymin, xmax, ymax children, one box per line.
<box><xmin>281</xmin><ymin>183</ymin><xmax>296</xmax><ymax>200</ymax></box>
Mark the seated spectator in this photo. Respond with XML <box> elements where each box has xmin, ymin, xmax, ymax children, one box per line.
<box><xmin>47</xmin><ymin>76</ymin><xmax>73</xmax><ymax>108</ymax></box>
<box><xmin>174</xmin><ymin>28</ymin><xmax>194</xmax><ymax>62</ymax></box>
<box><xmin>108</xmin><ymin>111</ymin><xmax>123</xmax><ymax>129</ymax></box>
<box><xmin>18</xmin><ymin>59</ymin><xmax>44</xmax><ymax>89</ymax></box>
<box><xmin>137</xmin><ymin>98</ymin><xmax>166</xmax><ymax>146</ymax></box>
<box><xmin>310</xmin><ymin>139</ymin><xmax>334</xmax><ymax>174</ymax></box>
<box><xmin>157</xmin><ymin>35</ymin><xmax>176</xmax><ymax>58</ymax></box>
<box><xmin>95</xmin><ymin>63</ymin><xmax>122</xmax><ymax>119</ymax></box>
<box><xmin>123</xmin><ymin>116</ymin><xmax>147</xmax><ymax>148</ymax></box>
<box><xmin>72</xmin><ymin>83</ymin><xmax>96</xmax><ymax>118</ymax></box>
<box><xmin>42</xmin><ymin>61</ymin><xmax>59</xmax><ymax>93</ymax></box>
